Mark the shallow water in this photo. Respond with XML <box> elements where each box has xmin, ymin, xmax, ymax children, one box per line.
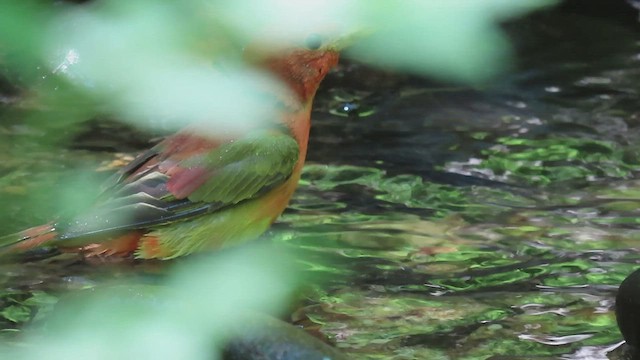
<box><xmin>2</xmin><ymin>4</ymin><xmax>640</xmax><ymax>359</ymax></box>
<box><xmin>285</xmin><ymin>7</ymin><xmax>640</xmax><ymax>359</ymax></box>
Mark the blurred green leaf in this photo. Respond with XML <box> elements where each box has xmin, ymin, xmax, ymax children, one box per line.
<box><xmin>0</xmin><ymin>2</ymin><xmax>53</xmax><ymax>77</ymax></box>
<box><xmin>217</xmin><ymin>0</ymin><xmax>556</xmax><ymax>83</ymax></box>
<box><xmin>8</xmin><ymin>245</ymin><xmax>301</xmax><ymax>360</ymax></box>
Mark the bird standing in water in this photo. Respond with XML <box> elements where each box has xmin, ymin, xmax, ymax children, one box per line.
<box><xmin>0</xmin><ymin>41</ymin><xmax>340</xmax><ymax>259</ymax></box>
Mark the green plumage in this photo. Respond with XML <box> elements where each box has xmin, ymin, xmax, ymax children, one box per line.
<box><xmin>133</xmin><ymin>128</ymin><xmax>301</xmax><ymax>259</ymax></box>
<box><xmin>139</xmin><ymin>197</ymin><xmax>274</xmax><ymax>259</ymax></box>
<box><xmin>184</xmin><ymin>129</ymin><xmax>300</xmax><ymax>204</ymax></box>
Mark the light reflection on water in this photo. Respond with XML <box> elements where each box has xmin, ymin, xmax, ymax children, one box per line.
<box><xmin>279</xmin><ymin>6</ymin><xmax>640</xmax><ymax>358</ymax></box>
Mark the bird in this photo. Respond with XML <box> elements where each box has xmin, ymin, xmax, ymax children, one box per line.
<box><xmin>0</xmin><ymin>38</ymin><xmax>340</xmax><ymax>260</ymax></box>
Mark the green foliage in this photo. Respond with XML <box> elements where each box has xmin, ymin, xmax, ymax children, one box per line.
<box><xmin>0</xmin><ymin>0</ymin><xmax>555</xmax><ymax>134</ymax></box>
<box><xmin>216</xmin><ymin>0</ymin><xmax>556</xmax><ymax>83</ymax></box>
<box><xmin>3</xmin><ymin>246</ymin><xmax>300</xmax><ymax>359</ymax></box>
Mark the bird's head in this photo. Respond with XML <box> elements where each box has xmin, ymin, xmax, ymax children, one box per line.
<box><xmin>246</xmin><ymin>34</ymin><xmax>340</xmax><ymax>103</ymax></box>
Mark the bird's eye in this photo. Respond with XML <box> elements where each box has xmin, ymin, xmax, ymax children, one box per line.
<box><xmin>304</xmin><ymin>34</ymin><xmax>323</xmax><ymax>50</ymax></box>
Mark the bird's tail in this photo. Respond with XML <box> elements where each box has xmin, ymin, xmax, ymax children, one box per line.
<box><xmin>0</xmin><ymin>224</ymin><xmax>59</xmax><ymax>256</ymax></box>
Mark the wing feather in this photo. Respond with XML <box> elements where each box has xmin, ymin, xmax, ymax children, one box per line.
<box><xmin>54</xmin><ymin>128</ymin><xmax>299</xmax><ymax>241</ymax></box>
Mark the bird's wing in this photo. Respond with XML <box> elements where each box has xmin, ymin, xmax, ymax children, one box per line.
<box><xmin>55</xmin><ymin>128</ymin><xmax>299</xmax><ymax>240</ymax></box>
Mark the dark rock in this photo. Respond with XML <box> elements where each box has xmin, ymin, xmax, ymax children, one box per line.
<box><xmin>223</xmin><ymin>314</ymin><xmax>348</xmax><ymax>360</ymax></box>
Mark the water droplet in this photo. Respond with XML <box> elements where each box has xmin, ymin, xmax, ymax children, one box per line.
<box><xmin>327</xmin><ymin>89</ymin><xmax>376</xmax><ymax>118</ymax></box>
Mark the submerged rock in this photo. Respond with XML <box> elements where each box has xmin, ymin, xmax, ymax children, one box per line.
<box><xmin>223</xmin><ymin>314</ymin><xmax>348</xmax><ymax>360</ymax></box>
